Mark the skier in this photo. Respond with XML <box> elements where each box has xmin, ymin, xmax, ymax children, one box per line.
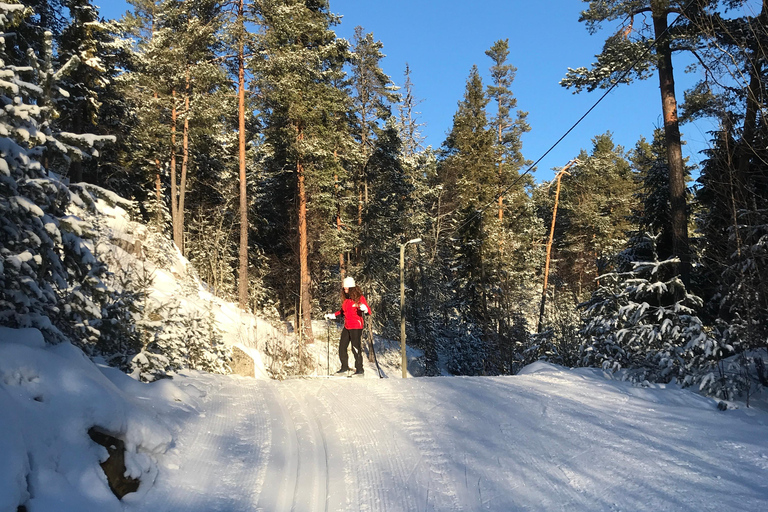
<box><xmin>324</xmin><ymin>276</ymin><xmax>369</xmax><ymax>376</ymax></box>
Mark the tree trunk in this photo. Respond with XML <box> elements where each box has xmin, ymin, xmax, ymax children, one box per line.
<box><xmin>334</xmin><ymin>154</ymin><xmax>345</xmax><ymax>273</ymax></box>
<box><xmin>298</xmin><ymin>160</ymin><xmax>313</xmax><ymax>343</ymax></box>
<box><xmin>170</xmin><ymin>89</ymin><xmax>179</xmax><ymax>249</ymax></box>
<box><xmin>296</xmin><ymin>127</ymin><xmax>313</xmax><ymax>343</ymax></box>
<box><xmin>178</xmin><ymin>66</ymin><xmax>191</xmax><ymax>256</ymax></box>
<box><xmin>152</xmin><ymin>19</ymin><xmax>162</xmax><ymax>225</ymax></box>
<box><xmin>479</xmin><ymin>228</ymin><xmax>490</xmax><ymax>344</ymax></box>
<box><xmin>155</xmin><ymin>158</ymin><xmax>162</xmax><ymax>223</ymax></box>
<box><xmin>538</xmin><ymin>164</ymin><xmax>572</xmax><ymax>333</ymax></box>
<box><xmin>237</xmin><ymin>0</ymin><xmax>249</xmax><ymax>310</ymax></box>
<box><xmin>653</xmin><ymin>9</ymin><xmax>689</xmax><ymax>284</ymax></box>
<box><xmin>497</xmin><ymin>122</ymin><xmax>504</xmax><ymax>222</ymax></box>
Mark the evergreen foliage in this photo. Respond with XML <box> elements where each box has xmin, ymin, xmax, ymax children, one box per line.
<box><xmin>0</xmin><ymin>2</ymin><xmax>107</xmax><ymax>345</ymax></box>
<box><xmin>252</xmin><ymin>0</ymin><xmax>351</xmax><ymax>340</ymax></box>
<box><xmin>2</xmin><ymin>0</ymin><xmax>767</xmax><ymax>397</ymax></box>
<box><xmin>580</xmin><ymin>234</ymin><xmax>720</xmax><ymax>385</ymax></box>
<box><xmin>54</xmin><ymin>0</ymin><xmax>133</xmax><ymax>185</ymax></box>
<box><xmin>551</xmin><ymin>133</ymin><xmax>637</xmax><ymax>300</ymax></box>
<box><xmin>629</xmin><ymin>130</ymin><xmax>674</xmax><ymax>259</ymax></box>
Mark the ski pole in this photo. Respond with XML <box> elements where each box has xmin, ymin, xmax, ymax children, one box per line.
<box><xmin>367</xmin><ymin>315</ymin><xmax>383</xmax><ymax>378</ymax></box>
<box><xmin>326</xmin><ymin>319</ymin><xmax>330</xmax><ymax>376</ymax></box>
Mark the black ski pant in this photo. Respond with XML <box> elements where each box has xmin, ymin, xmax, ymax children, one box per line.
<box><xmin>339</xmin><ymin>328</ymin><xmax>363</xmax><ymax>372</ymax></box>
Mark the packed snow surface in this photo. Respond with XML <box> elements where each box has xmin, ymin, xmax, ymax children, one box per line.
<box><xmin>3</xmin><ymin>327</ymin><xmax>767</xmax><ymax>512</ymax></box>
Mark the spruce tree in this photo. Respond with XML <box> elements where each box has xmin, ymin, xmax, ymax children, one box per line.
<box><xmin>438</xmin><ymin>65</ymin><xmax>497</xmax><ymax>372</ymax></box>
<box><xmin>360</xmin><ymin>121</ymin><xmax>413</xmax><ymax>332</ymax></box>
<box><xmin>580</xmin><ymin>235</ymin><xmax>718</xmax><ymax>386</ymax></box>
<box><xmin>687</xmin><ymin>2</ymin><xmax>768</xmax><ymax>368</ymax></box>
<box><xmin>0</xmin><ymin>2</ymin><xmax>116</xmax><ymax>348</ymax></box>
<box><xmin>55</xmin><ymin>0</ymin><xmax>133</xmax><ymax>185</ymax></box>
<box><xmin>629</xmin><ymin>130</ymin><xmax>674</xmax><ymax>260</ymax></box>
<box><xmin>396</xmin><ymin>63</ymin><xmax>425</xmax><ymax>159</ymax></box>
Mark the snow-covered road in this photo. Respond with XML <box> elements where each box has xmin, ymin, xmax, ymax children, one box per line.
<box><xmin>127</xmin><ymin>364</ymin><xmax>768</xmax><ymax>512</ymax></box>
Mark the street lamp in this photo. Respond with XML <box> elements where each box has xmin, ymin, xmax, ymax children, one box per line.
<box><xmin>400</xmin><ymin>237</ymin><xmax>422</xmax><ymax>378</ymax></box>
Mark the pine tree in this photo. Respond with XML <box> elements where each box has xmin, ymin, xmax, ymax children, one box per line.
<box><xmin>560</xmin><ymin>0</ymin><xmax>715</xmax><ymax>284</ymax></box>
<box><xmin>252</xmin><ymin>0</ymin><xmax>351</xmax><ymax>345</ymax></box>
<box><xmin>485</xmin><ymin>38</ymin><xmax>530</xmax><ymax>223</ymax></box>
<box><xmin>122</xmin><ymin>0</ymin><xmax>234</xmax><ymax>256</ymax></box>
<box><xmin>220</xmin><ymin>0</ymin><xmax>258</xmax><ymax>310</ymax></box>
<box><xmin>483</xmin><ymin>39</ymin><xmax>538</xmax><ymax>364</ymax></box>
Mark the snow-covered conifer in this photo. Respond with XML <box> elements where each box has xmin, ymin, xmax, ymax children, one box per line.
<box><xmin>580</xmin><ymin>234</ymin><xmax>722</xmax><ymax>385</ymax></box>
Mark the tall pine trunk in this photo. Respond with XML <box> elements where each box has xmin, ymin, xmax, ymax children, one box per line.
<box><xmin>178</xmin><ymin>65</ymin><xmax>191</xmax><ymax>256</ymax></box>
<box><xmin>334</xmin><ymin>152</ymin><xmax>344</xmax><ymax>273</ymax></box>
<box><xmin>497</xmin><ymin>123</ymin><xmax>504</xmax><ymax>222</ymax></box>
<box><xmin>237</xmin><ymin>0</ymin><xmax>249</xmax><ymax>310</ymax></box>
<box><xmin>653</xmin><ymin>9</ymin><xmax>689</xmax><ymax>284</ymax></box>
<box><xmin>155</xmin><ymin>157</ymin><xmax>162</xmax><ymax>223</ymax></box>
<box><xmin>151</xmin><ymin>12</ymin><xmax>162</xmax><ymax>226</ymax></box>
<box><xmin>297</xmin><ymin>154</ymin><xmax>313</xmax><ymax>343</ymax></box>
<box><xmin>170</xmin><ymin>89</ymin><xmax>179</xmax><ymax>249</ymax></box>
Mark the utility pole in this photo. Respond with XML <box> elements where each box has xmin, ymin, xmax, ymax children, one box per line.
<box><xmin>537</xmin><ymin>160</ymin><xmax>577</xmax><ymax>333</ymax></box>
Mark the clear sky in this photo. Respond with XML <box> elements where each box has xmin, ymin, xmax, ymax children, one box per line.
<box><xmin>97</xmin><ymin>0</ymin><xmax>723</xmax><ymax>182</ymax></box>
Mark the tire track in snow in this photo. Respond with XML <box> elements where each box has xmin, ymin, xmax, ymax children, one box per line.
<box><xmin>317</xmin><ymin>380</ymin><xmax>391</xmax><ymax>512</ymax></box>
<box><xmin>369</xmin><ymin>382</ymin><xmax>463</xmax><ymax>512</ymax></box>
<box><xmin>315</xmin><ymin>380</ymin><xmax>423</xmax><ymax>512</ymax></box>
<box><xmin>281</xmin><ymin>384</ymin><xmax>329</xmax><ymax>512</ymax></box>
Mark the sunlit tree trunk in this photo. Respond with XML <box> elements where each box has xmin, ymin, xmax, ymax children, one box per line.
<box><xmin>237</xmin><ymin>0</ymin><xmax>249</xmax><ymax>310</ymax></box>
<box><xmin>652</xmin><ymin>6</ymin><xmax>689</xmax><ymax>283</ymax></box>
<box><xmin>170</xmin><ymin>88</ymin><xmax>179</xmax><ymax>248</ymax></box>
<box><xmin>178</xmin><ymin>65</ymin><xmax>191</xmax><ymax>255</ymax></box>
<box><xmin>297</xmin><ymin>148</ymin><xmax>313</xmax><ymax>343</ymax></box>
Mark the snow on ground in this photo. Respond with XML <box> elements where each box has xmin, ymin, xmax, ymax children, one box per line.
<box><xmin>3</xmin><ymin>195</ymin><xmax>767</xmax><ymax>510</ymax></box>
<box><xmin>3</xmin><ymin>327</ymin><xmax>768</xmax><ymax>512</ymax></box>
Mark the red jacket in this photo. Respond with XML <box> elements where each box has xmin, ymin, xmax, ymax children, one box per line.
<box><xmin>333</xmin><ymin>296</ymin><xmax>370</xmax><ymax>330</ymax></box>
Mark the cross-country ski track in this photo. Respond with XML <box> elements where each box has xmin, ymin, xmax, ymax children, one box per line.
<box><xmin>124</xmin><ymin>363</ymin><xmax>768</xmax><ymax>512</ymax></box>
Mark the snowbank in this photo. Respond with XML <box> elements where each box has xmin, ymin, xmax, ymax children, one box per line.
<box><xmin>0</xmin><ymin>327</ymin><xmax>199</xmax><ymax>511</ymax></box>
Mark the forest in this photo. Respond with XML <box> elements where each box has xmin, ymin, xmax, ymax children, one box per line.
<box><xmin>1</xmin><ymin>0</ymin><xmax>767</xmax><ymax>402</ymax></box>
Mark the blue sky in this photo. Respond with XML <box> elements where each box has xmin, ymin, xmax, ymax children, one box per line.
<box><xmin>97</xmin><ymin>0</ymin><xmax>721</xmax><ymax>182</ymax></box>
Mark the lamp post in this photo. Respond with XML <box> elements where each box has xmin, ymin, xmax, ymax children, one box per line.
<box><xmin>400</xmin><ymin>237</ymin><xmax>422</xmax><ymax>378</ymax></box>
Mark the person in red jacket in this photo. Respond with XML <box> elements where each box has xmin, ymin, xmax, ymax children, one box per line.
<box><xmin>325</xmin><ymin>276</ymin><xmax>369</xmax><ymax>375</ymax></box>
